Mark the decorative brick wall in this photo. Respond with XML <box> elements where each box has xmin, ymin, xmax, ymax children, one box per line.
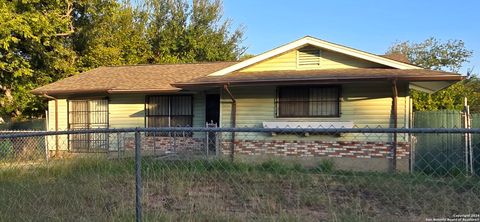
<box><xmin>124</xmin><ymin>136</ymin><xmax>205</xmax><ymax>153</ymax></box>
<box><xmin>220</xmin><ymin>140</ymin><xmax>410</xmax><ymax>159</ymax></box>
<box><xmin>123</xmin><ymin>136</ymin><xmax>410</xmax><ymax>160</ymax></box>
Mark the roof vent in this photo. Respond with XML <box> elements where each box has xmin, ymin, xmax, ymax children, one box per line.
<box><xmin>297</xmin><ymin>47</ymin><xmax>321</xmax><ymax>67</ymax></box>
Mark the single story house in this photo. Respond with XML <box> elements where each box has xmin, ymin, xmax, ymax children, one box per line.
<box><xmin>32</xmin><ymin>36</ymin><xmax>463</xmax><ymax>171</ymax></box>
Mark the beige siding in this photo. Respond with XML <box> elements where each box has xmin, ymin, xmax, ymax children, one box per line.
<box><xmin>47</xmin><ymin>99</ymin><xmax>68</xmax><ymax>130</ymax></box>
<box><xmin>341</xmin><ymin>83</ymin><xmax>407</xmax><ymax>127</ymax></box>
<box><xmin>46</xmin><ymin>93</ymin><xmax>206</xmax><ymax>150</ymax></box>
<box><xmin>242</xmin><ymin>51</ymin><xmax>297</xmax><ymax>72</ymax></box>
<box><xmin>108</xmin><ymin>93</ymin><xmax>206</xmax><ymax>139</ymax></box>
<box><xmin>220</xmin><ymin>83</ymin><xmax>408</xmax><ymax>142</ymax></box>
<box><xmin>193</xmin><ymin>92</ymin><xmax>206</xmax><ymax>127</ymax></box>
<box><xmin>46</xmin><ymin>99</ymin><xmax>68</xmax><ymax>151</ymax></box>
<box><xmin>108</xmin><ymin>93</ymin><xmax>207</xmax><ymax>128</ymax></box>
<box><xmin>241</xmin><ymin>47</ymin><xmax>387</xmax><ymax>72</ymax></box>
<box><xmin>109</xmin><ymin>94</ymin><xmax>145</xmax><ymax>128</ymax></box>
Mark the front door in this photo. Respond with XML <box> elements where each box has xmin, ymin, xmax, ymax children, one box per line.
<box><xmin>205</xmin><ymin>94</ymin><xmax>220</xmax><ymax>154</ymax></box>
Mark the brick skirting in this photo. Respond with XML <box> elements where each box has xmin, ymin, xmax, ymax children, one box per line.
<box><xmin>124</xmin><ymin>136</ymin><xmax>205</xmax><ymax>153</ymax></box>
<box><xmin>221</xmin><ymin>140</ymin><xmax>410</xmax><ymax>159</ymax></box>
<box><xmin>123</xmin><ymin>137</ymin><xmax>410</xmax><ymax>159</ymax></box>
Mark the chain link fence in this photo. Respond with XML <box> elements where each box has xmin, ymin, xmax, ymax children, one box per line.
<box><xmin>1</xmin><ymin>127</ymin><xmax>479</xmax><ymax>221</ymax></box>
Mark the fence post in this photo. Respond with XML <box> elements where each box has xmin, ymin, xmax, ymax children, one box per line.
<box><xmin>44</xmin><ymin>135</ymin><xmax>49</xmax><ymax>162</ymax></box>
<box><xmin>463</xmin><ymin>98</ymin><xmax>474</xmax><ymax>176</ymax></box>
<box><xmin>230</xmin><ymin>133</ymin><xmax>235</xmax><ymax>162</ymax></box>
<box><xmin>215</xmin><ymin>131</ymin><xmax>220</xmax><ymax>157</ymax></box>
<box><xmin>117</xmin><ymin>132</ymin><xmax>120</xmax><ymax>159</ymax></box>
<box><xmin>134</xmin><ymin>128</ymin><xmax>142</xmax><ymax>222</ymax></box>
<box><xmin>390</xmin><ymin>79</ymin><xmax>398</xmax><ymax>172</ymax></box>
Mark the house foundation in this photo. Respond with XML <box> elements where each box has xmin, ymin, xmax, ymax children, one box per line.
<box><xmin>221</xmin><ymin>140</ymin><xmax>411</xmax><ymax>172</ymax></box>
<box><xmin>122</xmin><ymin>136</ymin><xmax>410</xmax><ymax>171</ymax></box>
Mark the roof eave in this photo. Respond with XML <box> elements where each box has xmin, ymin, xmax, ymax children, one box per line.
<box><xmin>31</xmin><ymin>88</ymin><xmax>183</xmax><ymax>96</ymax></box>
<box><xmin>107</xmin><ymin>88</ymin><xmax>181</xmax><ymax>94</ymax></box>
<box><xmin>31</xmin><ymin>88</ymin><xmax>110</xmax><ymax>96</ymax></box>
<box><xmin>173</xmin><ymin>75</ymin><xmax>464</xmax><ymax>88</ymax></box>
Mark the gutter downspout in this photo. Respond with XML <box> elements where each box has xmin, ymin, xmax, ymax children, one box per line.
<box><xmin>391</xmin><ymin>79</ymin><xmax>398</xmax><ymax>172</ymax></box>
<box><xmin>42</xmin><ymin>94</ymin><xmax>59</xmax><ymax>156</ymax></box>
<box><xmin>223</xmin><ymin>84</ymin><xmax>236</xmax><ymax>162</ymax></box>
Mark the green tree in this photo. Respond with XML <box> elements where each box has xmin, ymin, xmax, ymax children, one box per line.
<box><xmin>239</xmin><ymin>53</ymin><xmax>255</xmax><ymax>61</ymax></box>
<box><xmin>1</xmin><ymin>0</ymin><xmax>245</xmax><ymax>120</ymax></box>
<box><xmin>73</xmin><ymin>0</ymin><xmax>151</xmax><ymax>70</ymax></box>
<box><xmin>146</xmin><ymin>0</ymin><xmax>245</xmax><ymax>63</ymax></box>
<box><xmin>0</xmin><ymin>0</ymin><xmax>76</xmax><ymax>119</ymax></box>
<box><xmin>386</xmin><ymin>37</ymin><xmax>477</xmax><ymax>112</ymax></box>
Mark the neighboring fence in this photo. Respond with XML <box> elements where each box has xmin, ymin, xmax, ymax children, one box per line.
<box><xmin>0</xmin><ymin>127</ymin><xmax>479</xmax><ymax>221</ymax></box>
<box><xmin>414</xmin><ymin>110</ymin><xmax>479</xmax><ymax>175</ymax></box>
<box><xmin>472</xmin><ymin>113</ymin><xmax>480</xmax><ymax>178</ymax></box>
<box><xmin>0</xmin><ymin>119</ymin><xmax>46</xmax><ymax>130</ymax></box>
<box><xmin>0</xmin><ymin>130</ymin><xmax>46</xmax><ymax>160</ymax></box>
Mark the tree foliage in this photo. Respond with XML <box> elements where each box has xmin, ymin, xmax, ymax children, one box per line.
<box><xmin>146</xmin><ymin>0</ymin><xmax>245</xmax><ymax>63</ymax></box>
<box><xmin>0</xmin><ymin>0</ymin><xmax>76</xmax><ymax>118</ymax></box>
<box><xmin>73</xmin><ymin>0</ymin><xmax>152</xmax><ymax>69</ymax></box>
<box><xmin>0</xmin><ymin>0</ymin><xmax>244</xmax><ymax>120</ymax></box>
<box><xmin>386</xmin><ymin>38</ymin><xmax>477</xmax><ymax>112</ymax></box>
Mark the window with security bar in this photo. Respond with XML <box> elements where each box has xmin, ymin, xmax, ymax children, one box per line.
<box><xmin>68</xmin><ymin>99</ymin><xmax>109</xmax><ymax>152</ymax></box>
<box><xmin>146</xmin><ymin>95</ymin><xmax>193</xmax><ymax>136</ymax></box>
<box><xmin>276</xmin><ymin>86</ymin><xmax>340</xmax><ymax>117</ymax></box>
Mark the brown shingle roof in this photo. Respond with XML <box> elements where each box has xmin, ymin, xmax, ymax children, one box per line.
<box><xmin>33</xmin><ymin>61</ymin><xmax>463</xmax><ymax>95</ymax></box>
<box><xmin>32</xmin><ymin>62</ymin><xmax>238</xmax><ymax>95</ymax></box>
<box><xmin>174</xmin><ymin>68</ymin><xmax>464</xmax><ymax>87</ymax></box>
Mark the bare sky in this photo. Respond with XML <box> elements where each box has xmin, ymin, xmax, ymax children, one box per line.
<box><xmin>223</xmin><ymin>0</ymin><xmax>479</xmax><ymax>74</ymax></box>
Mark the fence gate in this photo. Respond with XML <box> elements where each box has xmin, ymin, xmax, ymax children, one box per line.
<box><xmin>206</xmin><ymin>122</ymin><xmax>218</xmax><ymax>155</ymax></box>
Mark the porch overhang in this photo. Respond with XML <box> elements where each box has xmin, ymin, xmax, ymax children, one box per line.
<box><xmin>173</xmin><ymin>68</ymin><xmax>464</xmax><ymax>93</ymax></box>
<box><xmin>409</xmin><ymin>81</ymin><xmax>458</xmax><ymax>93</ymax></box>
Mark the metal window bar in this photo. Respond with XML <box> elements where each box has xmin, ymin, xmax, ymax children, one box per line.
<box><xmin>146</xmin><ymin>95</ymin><xmax>193</xmax><ymax>137</ymax></box>
<box><xmin>68</xmin><ymin>99</ymin><xmax>109</xmax><ymax>152</ymax></box>
<box><xmin>276</xmin><ymin>86</ymin><xmax>340</xmax><ymax>117</ymax></box>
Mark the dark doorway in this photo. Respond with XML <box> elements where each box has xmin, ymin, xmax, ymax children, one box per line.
<box><xmin>205</xmin><ymin>94</ymin><xmax>220</xmax><ymax>154</ymax></box>
<box><xmin>205</xmin><ymin>94</ymin><xmax>220</xmax><ymax>126</ymax></box>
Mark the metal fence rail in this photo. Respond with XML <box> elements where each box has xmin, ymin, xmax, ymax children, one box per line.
<box><xmin>0</xmin><ymin>127</ymin><xmax>479</xmax><ymax>221</ymax></box>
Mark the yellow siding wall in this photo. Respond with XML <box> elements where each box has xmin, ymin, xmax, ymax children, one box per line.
<box><xmin>46</xmin><ymin>99</ymin><xmax>68</xmax><ymax>151</ymax></box>
<box><xmin>220</xmin><ymin>83</ymin><xmax>408</xmax><ymax>142</ymax></box>
<box><xmin>109</xmin><ymin>94</ymin><xmax>146</xmax><ymax>128</ymax></box>
<box><xmin>107</xmin><ymin>93</ymin><xmax>206</xmax><ymax>128</ymax></box>
<box><xmin>241</xmin><ymin>47</ymin><xmax>387</xmax><ymax>72</ymax></box>
<box><xmin>46</xmin><ymin>84</ymin><xmax>408</xmax><ymax>148</ymax></box>
<box><xmin>46</xmin><ymin>93</ymin><xmax>207</xmax><ymax>150</ymax></box>
<box><xmin>193</xmin><ymin>91</ymin><xmax>206</xmax><ymax>127</ymax></box>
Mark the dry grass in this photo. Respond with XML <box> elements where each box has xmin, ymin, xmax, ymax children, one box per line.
<box><xmin>0</xmin><ymin>157</ymin><xmax>479</xmax><ymax>221</ymax></box>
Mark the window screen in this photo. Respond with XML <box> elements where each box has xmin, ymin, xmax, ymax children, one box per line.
<box><xmin>277</xmin><ymin>86</ymin><xmax>340</xmax><ymax>117</ymax></box>
<box><xmin>146</xmin><ymin>95</ymin><xmax>193</xmax><ymax>128</ymax></box>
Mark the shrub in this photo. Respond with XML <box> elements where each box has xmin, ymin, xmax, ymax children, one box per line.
<box><xmin>0</xmin><ymin>139</ymin><xmax>14</xmax><ymax>159</ymax></box>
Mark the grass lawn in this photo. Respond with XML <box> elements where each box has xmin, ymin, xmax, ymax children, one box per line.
<box><xmin>0</xmin><ymin>157</ymin><xmax>479</xmax><ymax>221</ymax></box>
